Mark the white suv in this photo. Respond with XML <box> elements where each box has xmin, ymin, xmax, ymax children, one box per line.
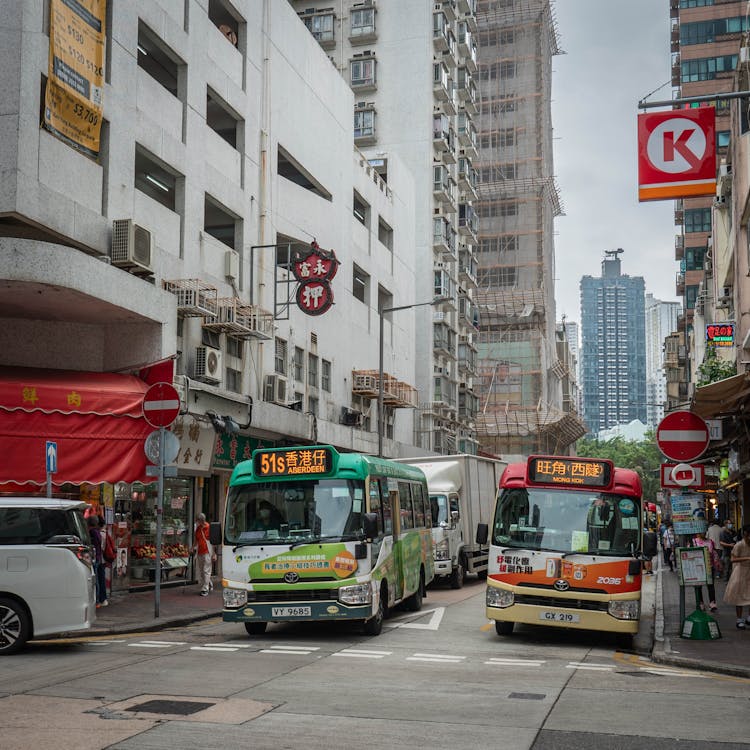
<box><xmin>0</xmin><ymin>498</ymin><xmax>96</xmax><ymax>654</ymax></box>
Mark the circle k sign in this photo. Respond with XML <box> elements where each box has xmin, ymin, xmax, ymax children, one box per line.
<box><xmin>637</xmin><ymin>107</ymin><xmax>716</xmax><ymax>202</ymax></box>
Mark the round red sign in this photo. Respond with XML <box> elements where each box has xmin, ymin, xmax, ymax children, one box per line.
<box><xmin>656</xmin><ymin>410</ymin><xmax>710</xmax><ymax>462</ymax></box>
<box><xmin>142</xmin><ymin>382</ymin><xmax>181</xmax><ymax>428</ymax></box>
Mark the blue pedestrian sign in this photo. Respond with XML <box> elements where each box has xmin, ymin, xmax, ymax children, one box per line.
<box><xmin>46</xmin><ymin>441</ymin><xmax>58</xmax><ymax>474</ymax></box>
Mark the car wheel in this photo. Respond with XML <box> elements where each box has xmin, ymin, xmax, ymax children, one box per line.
<box><xmin>404</xmin><ymin>570</ymin><xmax>424</xmax><ymax>612</ymax></box>
<box><xmin>0</xmin><ymin>598</ymin><xmax>30</xmax><ymax>655</ymax></box>
<box><xmin>244</xmin><ymin>621</ymin><xmax>267</xmax><ymax>635</ymax></box>
<box><xmin>494</xmin><ymin>620</ymin><xmax>514</xmax><ymax>636</ymax></box>
<box><xmin>450</xmin><ymin>556</ymin><xmax>465</xmax><ymax>589</ymax></box>
<box><xmin>363</xmin><ymin>588</ymin><xmax>386</xmax><ymax>636</ymax></box>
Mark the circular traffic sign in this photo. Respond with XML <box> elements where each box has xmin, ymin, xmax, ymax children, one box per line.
<box><xmin>144</xmin><ymin>429</ymin><xmax>181</xmax><ymax>464</ymax></box>
<box><xmin>656</xmin><ymin>410</ymin><xmax>710</xmax><ymax>462</ymax></box>
<box><xmin>142</xmin><ymin>382</ymin><xmax>181</xmax><ymax>429</ymax></box>
<box><xmin>671</xmin><ymin>462</ymin><xmax>697</xmax><ymax>487</ymax></box>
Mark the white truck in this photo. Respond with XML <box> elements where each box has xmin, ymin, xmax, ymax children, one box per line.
<box><xmin>397</xmin><ymin>454</ymin><xmax>506</xmax><ymax>588</ymax></box>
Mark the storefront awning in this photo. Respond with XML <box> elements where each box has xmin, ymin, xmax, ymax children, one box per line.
<box><xmin>0</xmin><ymin>367</ymin><xmax>152</xmax><ymax>487</ymax></box>
<box><xmin>690</xmin><ymin>372</ymin><xmax>750</xmax><ymax>420</ymax></box>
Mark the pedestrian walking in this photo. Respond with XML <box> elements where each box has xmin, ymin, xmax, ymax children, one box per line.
<box><xmin>707</xmin><ymin>518</ymin><xmax>722</xmax><ymax>552</ymax></box>
<box><xmin>662</xmin><ymin>520</ymin><xmax>676</xmax><ymax>572</ymax></box>
<box><xmin>88</xmin><ymin>515</ymin><xmax>107</xmax><ymax>608</ymax></box>
<box><xmin>192</xmin><ymin>513</ymin><xmax>216</xmax><ymax>596</ymax></box>
<box><xmin>643</xmin><ymin>527</ymin><xmax>658</xmax><ymax>575</ymax></box>
<box><xmin>691</xmin><ymin>530</ymin><xmax>720</xmax><ymax>612</ymax></box>
<box><xmin>723</xmin><ymin>524</ymin><xmax>750</xmax><ymax>629</ymax></box>
<box><xmin>719</xmin><ymin>519</ymin><xmax>737</xmax><ymax>582</ymax></box>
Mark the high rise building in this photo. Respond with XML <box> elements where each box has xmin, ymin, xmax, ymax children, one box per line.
<box><xmin>291</xmin><ymin>0</ymin><xmax>482</xmax><ymax>454</ymax></box>
<box><xmin>580</xmin><ymin>250</ymin><xmax>647</xmax><ymax>437</ymax></box>
<box><xmin>645</xmin><ymin>293</ymin><xmax>681</xmax><ymax>430</ymax></box>
<box><xmin>670</xmin><ymin>0</ymin><xmax>744</xmax><ymax>398</ymax></box>
<box><xmin>472</xmin><ymin>0</ymin><xmax>585</xmax><ymax>458</ymax></box>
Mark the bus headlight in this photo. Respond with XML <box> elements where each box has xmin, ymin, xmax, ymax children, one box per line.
<box><xmin>608</xmin><ymin>599</ymin><xmax>640</xmax><ymax>620</ymax></box>
<box><xmin>223</xmin><ymin>588</ymin><xmax>248</xmax><ymax>609</ymax></box>
<box><xmin>486</xmin><ymin>587</ymin><xmax>514</xmax><ymax>608</ymax></box>
<box><xmin>434</xmin><ymin>539</ymin><xmax>450</xmax><ymax>561</ymax></box>
<box><xmin>338</xmin><ymin>583</ymin><xmax>373</xmax><ymax>606</ymax></box>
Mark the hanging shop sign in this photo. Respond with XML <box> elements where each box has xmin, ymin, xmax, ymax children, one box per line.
<box><xmin>213</xmin><ymin>434</ymin><xmax>276</xmax><ymax>471</ymax></box>
<box><xmin>705</xmin><ymin>322</ymin><xmax>734</xmax><ymax>348</ymax></box>
<box><xmin>170</xmin><ymin>416</ymin><xmax>214</xmax><ymax>476</ymax></box>
<box><xmin>291</xmin><ymin>240</ymin><xmax>338</xmax><ymax>316</ymax></box>
<box><xmin>43</xmin><ymin>0</ymin><xmax>106</xmax><ymax>157</ymax></box>
<box><xmin>637</xmin><ymin>107</ymin><xmax>716</xmax><ymax>202</ymax></box>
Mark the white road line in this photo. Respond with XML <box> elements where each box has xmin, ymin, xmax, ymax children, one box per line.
<box><xmin>333</xmin><ymin>652</ymin><xmax>388</xmax><ymax>659</ymax></box>
<box><xmin>259</xmin><ymin>649</ymin><xmax>316</xmax><ymax>655</ymax></box>
<box><xmin>413</xmin><ymin>652</ymin><xmax>466</xmax><ymax>660</ymax></box>
<box><xmin>385</xmin><ymin>607</ymin><xmax>445</xmax><ymax>630</ymax></box>
<box><xmin>407</xmin><ymin>656</ymin><xmax>464</xmax><ymax>663</ymax></box>
<box><xmin>334</xmin><ymin>649</ymin><xmax>392</xmax><ymax>657</ymax></box>
<box><xmin>267</xmin><ymin>645</ymin><xmax>321</xmax><ymax>651</ymax></box>
<box><xmin>566</xmin><ymin>664</ymin><xmax>613</xmax><ymax>671</ymax></box>
<box><xmin>567</xmin><ymin>662</ymin><xmax>613</xmax><ymax>667</ymax></box>
<box><xmin>209</xmin><ymin>642</ymin><xmax>254</xmax><ymax>648</ymax></box>
<box><xmin>190</xmin><ymin>646</ymin><xmax>240</xmax><ymax>652</ymax></box>
<box><xmin>136</xmin><ymin>640</ymin><xmax>187</xmax><ymax>645</ymax></box>
<box><xmin>485</xmin><ymin>658</ymin><xmax>546</xmax><ymax>666</ymax></box>
<box><xmin>85</xmin><ymin>640</ymin><xmax>127</xmax><ymax>645</ymax></box>
<box><xmin>128</xmin><ymin>643</ymin><xmax>177</xmax><ymax>649</ymax></box>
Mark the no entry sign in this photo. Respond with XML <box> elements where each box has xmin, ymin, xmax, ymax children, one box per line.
<box><xmin>637</xmin><ymin>108</ymin><xmax>716</xmax><ymax>202</ymax></box>
<box><xmin>656</xmin><ymin>410</ymin><xmax>710</xmax><ymax>463</ymax></box>
<box><xmin>142</xmin><ymin>382</ymin><xmax>180</xmax><ymax>429</ymax></box>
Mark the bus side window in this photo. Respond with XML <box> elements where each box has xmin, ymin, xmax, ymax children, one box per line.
<box><xmin>413</xmin><ymin>483</ymin><xmax>426</xmax><ymax>527</ymax></box>
<box><xmin>380</xmin><ymin>481</ymin><xmax>393</xmax><ymax>535</ymax></box>
<box><xmin>399</xmin><ymin>482</ymin><xmax>414</xmax><ymax>530</ymax></box>
<box><xmin>369</xmin><ymin>479</ymin><xmax>383</xmax><ymax>536</ymax></box>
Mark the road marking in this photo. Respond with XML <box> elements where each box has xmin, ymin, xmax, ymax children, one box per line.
<box><xmin>485</xmin><ymin>658</ymin><xmax>546</xmax><ymax>667</ymax></box>
<box><xmin>385</xmin><ymin>607</ymin><xmax>445</xmax><ymax>630</ymax></box>
<box><xmin>190</xmin><ymin>646</ymin><xmax>240</xmax><ymax>652</ymax></box>
<box><xmin>407</xmin><ymin>652</ymin><xmax>466</xmax><ymax>663</ymax></box>
<box><xmin>136</xmin><ymin>640</ymin><xmax>187</xmax><ymax>645</ymax></box>
<box><xmin>84</xmin><ymin>640</ymin><xmax>127</xmax><ymax>645</ymax></box>
<box><xmin>333</xmin><ymin>649</ymin><xmax>392</xmax><ymax>659</ymax></box>
<box><xmin>209</xmin><ymin>643</ymin><xmax>253</xmax><ymax>648</ymax></box>
<box><xmin>566</xmin><ymin>663</ymin><xmax>613</xmax><ymax>671</ymax></box>
<box><xmin>128</xmin><ymin>643</ymin><xmax>181</xmax><ymax>649</ymax></box>
<box><xmin>259</xmin><ymin>645</ymin><xmax>321</xmax><ymax>655</ymax></box>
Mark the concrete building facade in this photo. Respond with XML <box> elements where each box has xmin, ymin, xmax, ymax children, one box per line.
<box><xmin>645</xmin><ymin>293</ymin><xmax>680</xmax><ymax>430</ymax></box>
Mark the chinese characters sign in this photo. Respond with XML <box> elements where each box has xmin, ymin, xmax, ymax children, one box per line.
<box><xmin>43</xmin><ymin>0</ymin><xmax>105</xmax><ymax>157</ymax></box>
<box><xmin>170</xmin><ymin>416</ymin><xmax>214</xmax><ymax>475</ymax></box>
<box><xmin>213</xmin><ymin>434</ymin><xmax>274</xmax><ymax>471</ymax></box>
<box><xmin>253</xmin><ymin>447</ymin><xmax>334</xmax><ymax>478</ymax></box>
<box><xmin>706</xmin><ymin>323</ymin><xmax>734</xmax><ymax>347</ymax></box>
<box><xmin>291</xmin><ymin>241</ymin><xmax>338</xmax><ymax>316</ymax></box>
<box><xmin>527</xmin><ymin>456</ymin><xmax>613</xmax><ymax>488</ymax></box>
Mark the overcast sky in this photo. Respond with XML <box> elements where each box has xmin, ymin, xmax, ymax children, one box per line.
<box><xmin>551</xmin><ymin>0</ymin><xmax>678</xmax><ymax>325</ymax></box>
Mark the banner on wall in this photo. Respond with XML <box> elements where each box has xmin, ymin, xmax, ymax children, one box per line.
<box><xmin>43</xmin><ymin>0</ymin><xmax>106</xmax><ymax>157</ymax></box>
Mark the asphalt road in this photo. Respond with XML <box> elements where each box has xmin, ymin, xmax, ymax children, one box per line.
<box><xmin>2</xmin><ymin>579</ymin><xmax>749</xmax><ymax>750</ymax></box>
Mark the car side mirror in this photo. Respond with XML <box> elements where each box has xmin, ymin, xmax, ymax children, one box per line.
<box><xmin>363</xmin><ymin>512</ymin><xmax>379</xmax><ymax>539</ymax></box>
<box><xmin>476</xmin><ymin>523</ymin><xmax>488</xmax><ymax>545</ymax></box>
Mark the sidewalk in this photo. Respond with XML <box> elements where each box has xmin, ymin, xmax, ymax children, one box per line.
<box><xmin>651</xmin><ymin>557</ymin><xmax>750</xmax><ymax>679</ymax></box>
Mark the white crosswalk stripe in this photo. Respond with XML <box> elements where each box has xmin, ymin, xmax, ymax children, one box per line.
<box><xmin>259</xmin><ymin>644</ymin><xmax>321</xmax><ymax>655</ymax></box>
<box><xmin>333</xmin><ymin>648</ymin><xmax>392</xmax><ymax>659</ymax></box>
<box><xmin>485</xmin><ymin>658</ymin><xmax>546</xmax><ymax>666</ymax></box>
<box><xmin>190</xmin><ymin>646</ymin><xmax>240</xmax><ymax>652</ymax></box>
<box><xmin>128</xmin><ymin>640</ymin><xmax>187</xmax><ymax>649</ymax></box>
<box><xmin>407</xmin><ymin>652</ymin><xmax>466</xmax><ymax>663</ymax></box>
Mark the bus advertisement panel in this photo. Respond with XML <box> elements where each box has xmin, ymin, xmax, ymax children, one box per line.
<box><xmin>482</xmin><ymin>456</ymin><xmax>643</xmax><ymax>641</ymax></box>
<box><xmin>220</xmin><ymin>446</ymin><xmax>434</xmax><ymax>636</ymax></box>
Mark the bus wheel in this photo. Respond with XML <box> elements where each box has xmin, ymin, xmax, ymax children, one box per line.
<box><xmin>494</xmin><ymin>620</ymin><xmax>513</xmax><ymax>636</ymax></box>
<box><xmin>404</xmin><ymin>570</ymin><xmax>424</xmax><ymax>612</ymax></box>
<box><xmin>363</xmin><ymin>589</ymin><xmax>385</xmax><ymax>636</ymax></box>
<box><xmin>450</xmin><ymin>556</ymin><xmax>465</xmax><ymax>589</ymax></box>
<box><xmin>615</xmin><ymin>633</ymin><xmax>633</xmax><ymax>651</ymax></box>
<box><xmin>244</xmin><ymin>622</ymin><xmax>267</xmax><ymax>636</ymax></box>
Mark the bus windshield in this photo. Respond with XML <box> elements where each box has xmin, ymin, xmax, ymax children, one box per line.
<box><xmin>225</xmin><ymin>479</ymin><xmax>366</xmax><ymax>546</ymax></box>
<box><xmin>492</xmin><ymin>487</ymin><xmax>641</xmax><ymax>556</ymax></box>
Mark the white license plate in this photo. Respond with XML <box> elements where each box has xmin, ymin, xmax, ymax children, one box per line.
<box><xmin>539</xmin><ymin>610</ymin><xmax>580</xmax><ymax>624</ymax></box>
<box><xmin>271</xmin><ymin>606</ymin><xmax>311</xmax><ymax>617</ymax></box>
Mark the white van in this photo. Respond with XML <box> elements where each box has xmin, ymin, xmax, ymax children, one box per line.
<box><xmin>0</xmin><ymin>498</ymin><xmax>96</xmax><ymax>654</ymax></box>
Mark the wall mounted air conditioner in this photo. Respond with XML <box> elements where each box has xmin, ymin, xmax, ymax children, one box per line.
<box><xmin>225</xmin><ymin>250</ymin><xmax>239</xmax><ymax>280</ymax></box>
<box><xmin>264</xmin><ymin>374</ymin><xmax>287</xmax><ymax>405</ymax></box>
<box><xmin>111</xmin><ymin>219</ymin><xmax>153</xmax><ymax>273</ymax></box>
<box><xmin>341</xmin><ymin>407</ymin><xmax>363</xmax><ymax>427</ymax></box>
<box><xmin>194</xmin><ymin>345</ymin><xmax>222</xmax><ymax>384</ymax></box>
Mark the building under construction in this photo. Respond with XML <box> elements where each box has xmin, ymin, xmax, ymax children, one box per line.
<box><xmin>474</xmin><ymin>0</ymin><xmax>585</xmax><ymax>458</ymax></box>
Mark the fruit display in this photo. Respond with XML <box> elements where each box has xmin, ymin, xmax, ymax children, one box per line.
<box><xmin>132</xmin><ymin>543</ymin><xmax>189</xmax><ymax>559</ymax></box>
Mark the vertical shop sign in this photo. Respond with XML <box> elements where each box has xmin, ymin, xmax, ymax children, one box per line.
<box><xmin>43</xmin><ymin>0</ymin><xmax>106</xmax><ymax>157</ymax></box>
<box><xmin>170</xmin><ymin>416</ymin><xmax>215</xmax><ymax>475</ymax></box>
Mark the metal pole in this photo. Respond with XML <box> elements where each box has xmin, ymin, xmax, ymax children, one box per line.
<box><xmin>378</xmin><ymin>309</ymin><xmax>385</xmax><ymax>458</ymax></box>
<box><xmin>155</xmin><ymin>426</ymin><xmax>165</xmax><ymax>618</ymax></box>
<box><xmin>638</xmin><ymin>91</ymin><xmax>750</xmax><ymax>110</ymax></box>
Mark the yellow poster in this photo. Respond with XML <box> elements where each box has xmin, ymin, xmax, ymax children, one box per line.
<box><xmin>43</xmin><ymin>0</ymin><xmax>106</xmax><ymax>157</ymax></box>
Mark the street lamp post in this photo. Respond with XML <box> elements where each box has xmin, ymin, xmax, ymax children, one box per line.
<box><xmin>378</xmin><ymin>299</ymin><xmax>441</xmax><ymax>458</ymax></box>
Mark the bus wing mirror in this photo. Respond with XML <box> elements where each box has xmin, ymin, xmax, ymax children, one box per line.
<box><xmin>209</xmin><ymin>521</ymin><xmax>222</xmax><ymax>547</ymax></box>
<box><xmin>476</xmin><ymin>523</ymin><xmax>488</xmax><ymax>545</ymax></box>
<box><xmin>363</xmin><ymin>512</ymin><xmax>379</xmax><ymax>539</ymax></box>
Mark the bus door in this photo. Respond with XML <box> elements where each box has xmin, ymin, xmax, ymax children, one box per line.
<box><xmin>387</xmin><ymin>479</ymin><xmax>405</xmax><ymax>601</ymax></box>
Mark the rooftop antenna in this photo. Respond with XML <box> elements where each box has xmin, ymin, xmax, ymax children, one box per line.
<box><xmin>605</xmin><ymin>248</ymin><xmax>624</xmax><ymax>260</ymax></box>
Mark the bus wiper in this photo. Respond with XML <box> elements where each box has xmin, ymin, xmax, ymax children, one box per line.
<box><xmin>289</xmin><ymin>534</ymin><xmax>341</xmax><ymax>550</ymax></box>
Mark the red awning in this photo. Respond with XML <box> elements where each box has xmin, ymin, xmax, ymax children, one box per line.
<box><xmin>0</xmin><ymin>367</ymin><xmax>152</xmax><ymax>487</ymax></box>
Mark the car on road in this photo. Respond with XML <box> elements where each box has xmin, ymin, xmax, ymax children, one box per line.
<box><xmin>0</xmin><ymin>498</ymin><xmax>96</xmax><ymax>654</ymax></box>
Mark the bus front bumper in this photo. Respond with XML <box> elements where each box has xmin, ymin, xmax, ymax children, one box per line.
<box><xmin>224</xmin><ymin>600</ymin><xmax>374</xmax><ymax>623</ymax></box>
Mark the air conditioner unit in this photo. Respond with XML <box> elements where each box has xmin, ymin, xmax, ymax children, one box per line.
<box><xmin>111</xmin><ymin>219</ymin><xmax>153</xmax><ymax>273</ymax></box>
<box><xmin>225</xmin><ymin>250</ymin><xmax>239</xmax><ymax>280</ymax></box>
<box><xmin>341</xmin><ymin>407</ymin><xmax>363</xmax><ymax>427</ymax></box>
<box><xmin>264</xmin><ymin>374</ymin><xmax>287</xmax><ymax>405</ymax></box>
<box><xmin>194</xmin><ymin>345</ymin><xmax>222</xmax><ymax>384</ymax></box>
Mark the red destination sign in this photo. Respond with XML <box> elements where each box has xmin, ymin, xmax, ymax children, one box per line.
<box><xmin>637</xmin><ymin>107</ymin><xmax>716</xmax><ymax>202</ymax></box>
<box><xmin>656</xmin><ymin>410</ymin><xmax>710</xmax><ymax>462</ymax></box>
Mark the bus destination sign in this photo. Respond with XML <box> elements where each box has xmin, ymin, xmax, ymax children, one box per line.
<box><xmin>527</xmin><ymin>456</ymin><xmax>613</xmax><ymax>488</ymax></box>
<box><xmin>253</xmin><ymin>447</ymin><xmax>334</xmax><ymax>478</ymax></box>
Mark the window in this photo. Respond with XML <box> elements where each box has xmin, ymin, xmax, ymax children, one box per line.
<box><xmin>684</xmin><ymin>246</ymin><xmax>705</xmax><ymax>271</ymax></box>
<box><xmin>378</xmin><ymin>217</ymin><xmax>393</xmax><ymax>250</ymax></box>
<box><xmin>351</xmin><ymin>57</ymin><xmax>376</xmax><ymax>87</ymax></box>
<box><xmin>308</xmin><ymin>353</ymin><xmax>319</xmax><ymax>388</ymax></box>
<box><xmin>685</xmin><ymin>284</ymin><xmax>699</xmax><ymax>310</ymax></box>
<box><xmin>322</xmin><ymin>359</ymin><xmax>331</xmax><ymax>392</ymax></box>
<box><xmin>351</xmin><ymin>7</ymin><xmax>375</xmax><ymax>36</ymax></box>
<box><xmin>681</xmin><ymin>55</ymin><xmax>738</xmax><ymax>83</ymax></box>
<box><xmin>308</xmin><ymin>395</ymin><xmax>319</xmax><ymax>416</ymax></box>
<box><xmin>680</xmin><ymin>17</ymin><xmax>750</xmax><ymax>46</ymax></box>
<box><xmin>208</xmin><ymin>0</ymin><xmax>242</xmax><ymax>47</ymax></box>
<box><xmin>134</xmin><ymin>146</ymin><xmax>180</xmax><ymax>211</ymax></box>
<box><xmin>399</xmin><ymin>482</ymin><xmax>414</xmax><ymax>530</ymax></box>
<box><xmin>274</xmin><ymin>337</ymin><xmax>287</xmax><ymax>375</ymax></box>
<box><xmin>684</xmin><ymin>207</ymin><xmax>711</xmax><ymax>233</ymax></box>
<box><xmin>717</xmin><ymin>130</ymin><xmax>730</xmax><ymax>149</ymax></box>
<box><xmin>137</xmin><ymin>22</ymin><xmax>182</xmax><ymax>96</ymax></box>
<box><xmin>204</xmin><ymin>195</ymin><xmax>238</xmax><ymax>249</ymax></box>
<box><xmin>226</xmin><ymin>367</ymin><xmax>241</xmax><ymax>392</ymax></box>
<box><xmin>302</xmin><ymin>13</ymin><xmax>334</xmax><ymax>43</ymax></box>
<box><xmin>227</xmin><ymin>337</ymin><xmax>243</xmax><ymax>358</ymax></box>
<box><xmin>353</xmin><ymin>264</ymin><xmax>369</xmax><ymax>304</ymax></box>
<box><xmin>378</xmin><ymin>285</ymin><xmax>393</xmax><ymax>314</ymax></box>
<box><xmin>293</xmin><ymin>347</ymin><xmax>304</xmax><ymax>382</ymax></box>
<box><xmin>277</xmin><ymin>145</ymin><xmax>332</xmax><ymax>200</ymax></box>
<box><xmin>354</xmin><ymin>107</ymin><xmax>375</xmax><ymax>138</ymax></box>
<box><xmin>207</xmin><ymin>88</ymin><xmax>241</xmax><ymax>148</ymax></box>
<box><xmin>353</xmin><ymin>190</ymin><xmax>369</xmax><ymax>226</ymax></box>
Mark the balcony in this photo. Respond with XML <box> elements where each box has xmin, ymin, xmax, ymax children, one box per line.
<box><xmin>202</xmin><ymin>297</ymin><xmax>274</xmax><ymax>339</ymax></box>
<box><xmin>674</xmin><ymin>199</ymin><xmax>684</xmax><ymax>225</ymax></box>
<box><xmin>163</xmin><ymin>278</ymin><xmax>218</xmax><ymax>318</ymax></box>
<box><xmin>441</xmin><ymin>0</ymin><xmax>457</xmax><ymax>22</ymax></box>
<box><xmin>458</xmin><ymin>203</ymin><xmax>478</xmax><ymax>239</ymax></box>
<box><xmin>433</xmin><ymin>166</ymin><xmax>457</xmax><ymax>212</ymax></box>
<box><xmin>458</xmin><ymin>156</ymin><xmax>478</xmax><ymax>197</ymax></box>
<box><xmin>433</xmin><ymin>61</ymin><xmax>451</xmax><ymax>102</ymax></box>
<box><xmin>676</xmin><ymin>271</ymin><xmax>685</xmax><ymax>295</ymax></box>
<box><xmin>349</xmin><ymin>4</ymin><xmax>377</xmax><ymax>45</ymax></box>
<box><xmin>456</xmin><ymin>68</ymin><xmax>478</xmax><ymax>114</ymax></box>
<box><xmin>458</xmin><ymin>0</ymin><xmax>474</xmax><ymax>15</ymax></box>
<box><xmin>458</xmin><ymin>293</ymin><xmax>476</xmax><ymax>328</ymax></box>
<box><xmin>433</xmin><ymin>113</ymin><xmax>452</xmax><ymax>151</ymax></box>
<box><xmin>434</xmin><ymin>264</ymin><xmax>458</xmax><ymax>308</ymax></box>
<box><xmin>674</xmin><ymin>234</ymin><xmax>684</xmax><ymax>261</ymax></box>
<box><xmin>458</xmin><ymin>248</ymin><xmax>478</xmax><ymax>288</ymax></box>
<box><xmin>433</xmin><ymin>321</ymin><xmax>457</xmax><ymax>358</ymax></box>
<box><xmin>351</xmin><ymin>370</ymin><xmax>418</xmax><ymax>408</ymax></box>
<box><xmin>457</xmin><ymin>111</ymin><xmax>477</xmax><ymax>156</ymax></box>
<box><xmin>457</xmin><ymin>22</ymin><xmax>477</xmax><ymax>72</ymax></box>
<box><xmin>433</xmin><ymin>375</ymin><xmax>458</xmax><ymax>412</ymax></box>
<box><xmin>433</xmin><ymin>12</ymin><xmax>450</xmax><ymax>52</ymax></box>
<box><xmin>433</xmin><ymin>216</ymin><xmax>458</xmax><ymax>260</ymax></box>
<box><xmin>458</xmin><ymin>337</ymin><xmax>477</xmax><ymax>375</ymax></box>
<box><xmin>671</xmin><ymin>54</ymin><xmax>681</xmax><ymax>87</ymax></box>
<box><xmin>458</xmin><ymin>387</ymin><xmax>478</xmax><ymax>421</ymax></box>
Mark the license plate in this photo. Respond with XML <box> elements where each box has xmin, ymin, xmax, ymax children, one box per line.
<box><xmin>271</xmin><ymin>606</ymin><xmax>311</xmax><ymax>617</ymax></box>
<box><xmin>539</xmin><ymin>610</ymin><xmax>580</xmax><ymax>624</ymax></box>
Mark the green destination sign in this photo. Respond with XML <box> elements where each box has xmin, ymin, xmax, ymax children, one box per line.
<box><xmin>213</xmin><ymin>434</ymin><xmax>276</xmax><ymax>471</ymax></box>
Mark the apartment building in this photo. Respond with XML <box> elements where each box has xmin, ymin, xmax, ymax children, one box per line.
<box><xmin>645</xmin><ymin>293</ymin><xmax>680</xmax><ymax>430</ymax></box>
